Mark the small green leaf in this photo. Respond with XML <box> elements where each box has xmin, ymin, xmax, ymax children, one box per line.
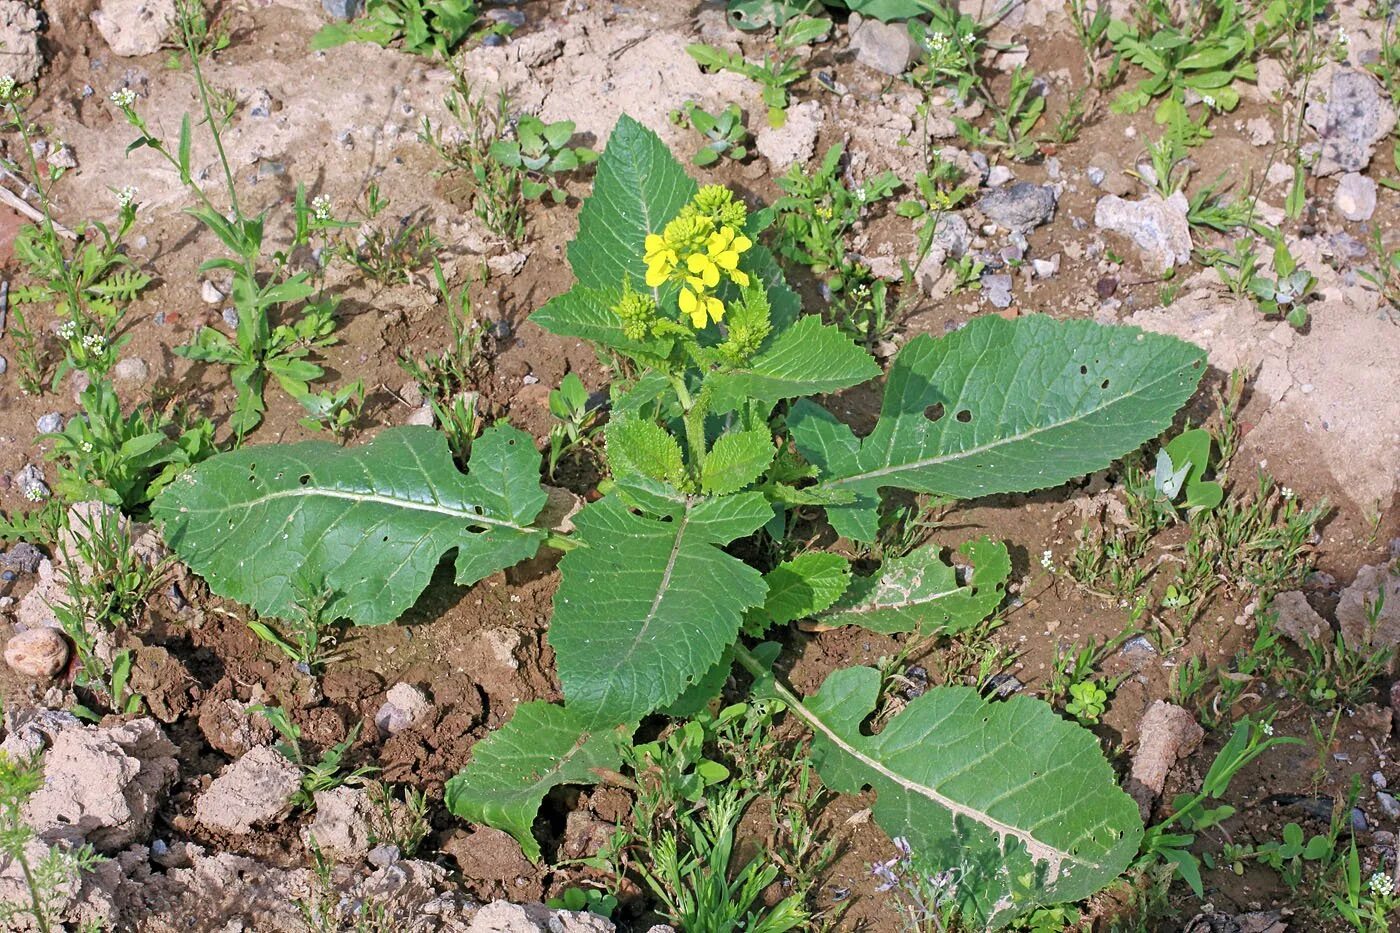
<box><xmin>445</xmin><ymin>702</ymin><xmax>625</xmax><ymax>861</ymax></box>
<box><xmin>701</xmin><ymin>428</ymin><xmax>775</xmax><ymax>495</ymax></box>
<box><xmin>606</xmin><ymin>416</ymin><xmax>685</xmax><ymax>485</ymax></box>
<box><xmin>814</xmin><ymin>537</ymin><xmax>1008</xmax><ymax>634</ymax></box>
<box><xmin>761</xmin><ymin>552</ymin><xmax>852</xmax><ymax>624</ymax></box>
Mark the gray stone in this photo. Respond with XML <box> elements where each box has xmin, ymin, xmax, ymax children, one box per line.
<box><xmin>0</xmin><ymin>0</ymin><xmax>42</xmax><ymax>82</ymax></box>
<box><xmin>1306</xmin><ymin>69</ymin><xmax>1396</xmax><ymax>176</ymax></box>
<box><xmin>976</xmin><ymin>182</ymin><xmax>1056</xmax><ymax>232</ymax></box>
<box><xmin>1334</xmin><ymin>172</ymin><xmax>1377</xmax><ymax>221</ymax></box>
<box><xmin>1</xmin><ymin>542</ymin><xmax>43</xmax><ymax>573</ymax></box>
<box><xmin>35</xmin><ymin>412</ymin><xmax>63</xmax><ymax>434</ymax></box>
<box><xmin>849</xmin><ymin>17</ymin><xmax>917</xmax><ymax>76</ymax></box>
<box><xmin>986</xmin><ymin>165</ymin><xmax>1014</xmax><ymax>187</ymax></box>
<box><xmin>1272</xmin><ymin>590</ymin><xmax>1329</xmax><ymax>646</ymax></box>
<box><xmin>321</xmin><ymin>0</ymin><xmax>363</xmax><ymax>20</ymax></box>
<box><xmin>1379</xmin><ymin>791</ymin><xmax>1400</xmax><ymax>820</ymax></box>
<box><xmin>755</xmin><ymin>99</ymin><xmax>822</xmax><ymax>170</ymax></box>
<box><xmin>221</xmin><ymin>307</ymin><xmax>239</xmax><ymax>329</ymax></box>
<box><xmin>1093</xmin><ymin>192</ymin><xmax>1192</xmax><ymax>273</ymax></box>
<box><xmin>1337</xmin><ymin>563</ymin><xmax>1400</xmax><ymax>653</ymax></box>
<box><xmin>300</xmin><ymin>786</ymin><xmax>374</xmax><ymax>861</ymax></box>
<box><xmin>981</xmin><ymin>273</ymin><xmax>1013</xmax><ymax>308</ymax></box>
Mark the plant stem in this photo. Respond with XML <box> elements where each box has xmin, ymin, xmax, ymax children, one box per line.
<box><xmin>670</xmin><ymin>373</ymin><xmax>708</xmax><ymax>476</ymax></box>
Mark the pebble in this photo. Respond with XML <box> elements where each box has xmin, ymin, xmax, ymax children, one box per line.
<box><xmin>976</xmin><ymin>182</ymin><xmax>1057</xmax><ymax>232</ymax></box>
<box><xmin>986</xmin><ymin>165</ymin><xmax>1014</xmax><ymax>187</ymax></box>
<box><xmin>848</xmin><ymin>14</ymin><xmax>917</xmax><ymax>76</ymax></box>
<box><xmin>1352</xmin><ymin>808</ymin><xmax>1369</xmax><ymax>832</ymax></box>
<box><xmin>35</xmin><ymin>412</ymin><xmax>62</xmax><ymax>434</ymax></box>
<box><xmin>986</xmin><ymin>673</ymin><xmax>1024</xmax><ymax>697</ymax></box>
<box><xmin>16</xmin><ymin>464</ymin><xmax>48</xmax><ymax>501</ymax></box>
<box><xmin>1334</xmin><ymin>172</ymin><xmax>1377</xmax><ymax>222</ymax></box>
<box><xmin>222</xmin><ymin>308</ymin><xmax>239</xmax><ymax>329</ymax></box>
<box><xmin>374</xmin><ymin>683</ymin><xmax>433</xmax><ymax>735</ymax></box>
<box><xmin>1086</xmin><ymin>167</ymin><xmax>1107</xmax><ymax>187</ymax></box>
<box><xmin>113</xmin><ymin>357</ymin><xmax>149</xmax><ymax>382</ymax></box>
<box><xmin>982</xmin><ymin>273</ymin><xmax>1013</xmax><ymax>308</ymax></box>
<box><xmin>1375</xmin><ymin>772</ymin><xmax>1388</xmax><ymax>790</ymax></box>
<box><xmin>201</xmin><ymin>280</ymin><xmax>224</xmax><ymax>304</ymax></box>
<box><xmin>4</xmin><ymin>628</ymin><xmax>71</xmax><ymax>679</ymax></box>
<box><xmin>1379</xmin><ymin>792</ymin><xmax>1400</xmax><ymax>820</ymax></box>
<box><xmin>320</xmin><ymin>0</ymin><xmax>363</xmax><ymax>19</ymax></box>
<box><xmin>367</xmin><ymin>844</ymin><xmax>400</xmax><ymax>868</ymax></box>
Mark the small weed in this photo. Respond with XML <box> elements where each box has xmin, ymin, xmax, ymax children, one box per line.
<box><xmin>337</xmin><ymin>183</ymin><xmax>438</xmax><ymax>286</ymax></box>
<box><xmin>311</xmin><ymin>0</ymin><xmax>498</xmax><ymax>58</ymax></box>
<box><xmin>398</xmin><ymin>261</ymin><xmax>484</xmax><ymax>463</ymax></box>
<box><xmin>547</xmin><ymin>373</ymin><xmax>603</xmax><ymax>479</ymax></box>
<box><xmin>246</xmin><ymin>574</ymin><xmax>346</xmax><ymax>674</ymax></box>
<box><xmin>673</xmin><ymin>101</ymin><xmax>751</xmax><ymax>166</ymax></box>
<box><xmin>256</xmin><ymin>705</ymin><xmax>377</xmax><ymax>809</ymax></box>
<box><xmin>687</xmin><ymin>16</ymin><xmax>830</xmax><ymax>127</ymax></box>
<box><xmin>298</xmin><ymin>380</ymin><xmax>366</xmax><ymax>440</ymax></box>
<box><xmin>421</xmin><ymin>72</ymin><xmax>526</xmax><ymax>244</ymax></box>
<box><xmin>489</xmin><ymin>115</ymin><xmax>596</xmax><ymax>203</ymax></box>
<box><xmin>367</xmin><ymin>782</ymin><xmax>431</xmax><ymax>858</ymax></box>
<box><xmin>296</xmin><ymin>844</ymin><xmax>393</xmax><ymax>933</ymax></box>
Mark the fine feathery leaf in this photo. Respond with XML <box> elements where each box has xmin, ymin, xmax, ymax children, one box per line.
<box><xmin>549</xmin><ymin>491</ymin><xmax>771</xmax><ymax>729</ymax></box>
<box><xmin>800</xmin><ymin>667</ymin><xmax>1144</xmax><ymax>927</ymax></box>
<box><xmin>152</xmin><ymin>425</ymin><xmax>547</xmax><ymax>625</ymax></box>
<box><xmin>444</xmin><ymin>701</ymin><xmax>625</xmax><ymax>861</ymax></box>
<box><xmin>790</xmin><ymin>314</ymin><xmax>1207</xmax><ymax>540</ymax></box>
<box><xmin>707</xmin><ymin>315</ymin><xmax>881</xmax><ymax>412</ymax></box>
<box><xmin>813</xmin><ymin>537</ymin><xmax>1009</xmax><ymax>635</ymax></box>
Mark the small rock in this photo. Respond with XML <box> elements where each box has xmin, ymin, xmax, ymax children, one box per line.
<box><xmin>367</xmin><ymin>843</ymin><xmax>400</xmax><ymax>868</ymax></box>
<box><xmin>1379</xmin><ymin>791</ymin><xmax>1400</xmax><ymax>820</ymax></box>
<box><xmin>16</xmin><ymin>463</ymin><xmax>49</xmax><ymax>501</ymax></box>
<box><xmin>985</xmin><ymin>673</ymin><xmax>1023</xmax><ymax>697</ymax></box>
<box><xmin>194</xmin><ymin>745</ymin><xmax>301</xmax><ymax>835</ymax></box>
<box><xmin>1333</xmin><ymin>172</ymin><xmax>1377</xmax><ymax>221</ymax></box>
<box><xmin>981</xmin><ymin>273</ymin><xmax>1013</xmax><ymax>308</ymax></box>
<box><xmin>35</xmin><ymin>412</ymin><xmax>63</xmax><ymax>434</ymax></box>
<box><xmin>849</xmin><ymin>18</ymin><xmax>917</xmax><ymax>76</ymax></box>
<box><xmin>4</xmin><ymin>628</ymin><xmax>70</xmax><ymax>679</ymax></box>
<box><xmin>201</xmin><ymin>280</ymin><xmax>224</xmax><ymax>304</ymax></box>
<box><xmin>1086</xmin><ymin>166</ymin><xmax>1106</xmax><ymax>187</ymax></box>
<box><xmin>113</xmin><ymin>357</ymin><xmax>149</xmax><ymax>382</ymax></box>
<box><xmin>321</xmin><ymin>0</ymin><xmax>362</xmax><ymax>19</ymax></box>
<box><xmin>755</xmin><ymin>100</ymin><xmax>823</xmax><ymax>170</ymax></box>
<box><xmin>221</xmin><ymin>307</ymin><xmax>239</xmax><ymax>329</ymax></box>
<box><xmin>1094</xmin><ymin>192</ymin><xmax>1192</xmax><ymax>273</ymax></box>
<box><xmin>986</xmin><ymin>165</ymin><xmax>1014</xmax><ymax>187</ymax></box>
<box><xmin>487</xmin><ymin>251</ymin><xmax>528</xmax><ymax>277</ymax></box>
<box><xmin>404</xmin><ymin>404</ymin><xmax>435</xmax><ymax>427</ymax></box>
<box><xmin>246</xmin><ymin>88</ymin><xmax>274</xmax><ymax>119</ymax></box>
<box><xmin>466</xmin><ymin>901</ymin><xmax>614</xmax><ymax>933</ymax></box>
<box><xmin>1031</xmin><ymin>254</ymin><xmax>1060</xmax><ymax>278</ymax></box>
<box><xmin>1351</xmin><ymin>808</ymin><xmax>1368</xmax><ymax>831</ymax></box>
<box><xmin>1</xmin><ymin>542</ymin><xmax>43</xmax><ymax>574</ymax></box>
<box><xmin>47</xmin><ymin>146</ymin><xmax>77</xmax><ymax>170</ymax></box>
<box><xmin>1337</xmin><ymin>564</ymin><xmax>1400</xmax><ymax>654</ymax></box>
<box><xmin>976</xmin><ymin>182</ymin><xmax>1057</xmax><ymax>232</ymax></box>
<box><xmin>1128</xmin><ymin>701</ymin><xmax>1204</xmax><ymax>817</ymax></box>
<box><xmin>1306</xmin><ymin>68</ymin><xmax>1396</xmax><ymax>176</ymax></box>
<box><xmin>92</xmin><ymin>0</ymin><xmax>178</xmax><ymax>57</ymax></box>
<box><xmin>1119</xmin><ymin>634</ymin><xmax>1158</xmax><ymax>669</ymax></box>
<box><xmin>375</xmin><ymin>683</ymin><xmax>433</xmax><ymax>736</ymax></box>
<box><xmin>1272</xmin><ymin>590</ymin><xmax>1328</xmax><ymax>646</ymax></box>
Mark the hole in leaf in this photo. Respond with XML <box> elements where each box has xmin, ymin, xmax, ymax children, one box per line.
<box><xmin>1101</xmin><ymin>378</ymin><xmax>1110</xmax><ymax>389</ymax></box>
<box><xmin>1079</xmin><ymin>364</ymin><xmax>1088</xmax><ymax>375</ymax></box>
<box><xmin>924</xmin><ymin>403</ymin><xmax>945</xmax><ymax>421</ymax></box>
<box><xmin>298</xmin><ymin>474</ymin><xmax>311</xmax><ymax>485</ymax></box>
<box><xmin>955</xmin><ymin>409</ymin><xmax>972</xmax><ymax>423</ymax></box>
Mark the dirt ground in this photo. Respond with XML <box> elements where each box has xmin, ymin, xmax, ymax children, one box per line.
<box><xmin>1</xmin><ymin>0</ymin><xmax>1399</xmax><ymax>930</ymax></box>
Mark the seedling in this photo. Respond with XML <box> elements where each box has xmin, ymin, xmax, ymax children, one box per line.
<box><xmin>255</xmin><ymin>705</ymin><xmax>377</xmax><ymax>809</ymax></box>
<box><xmin>1250</xmin><ymin>237</ymin><xmax>1315</xmax><ymax>328</ymax></box>
<box><xmin>673</xmin><ymin>102</ymin><xmax>750</xmax><ymax>166</ymax></box>
<box><xmin>489</xmin><ymin>115</ymin><xmax>596</xmax><ymax>203</ymax></box>
<box><xmin>153</xmin><ymin>118</ymin><xmax>1211</xmax><ymax>928</ymax></box>
<box><xmin>310</xmin><ymin>0</ymin><xmax>497</xmax><ymax>57</ymax></box>
<box><xmin>772</xmin><ymin>143</ymin><xmax>901</xmax><ymax>290</ymax></box>
<box><xmin>686</xmin><ymin>15</ymin><xmax>830</xmax><ymax>127</ymax></box>
<box><xmin>298</xmin><ymin>380</ymin><xmax>366</xmax><ymax>440</ymax></box>
<box><xmin>421</xmin><ymin>72</ymin><xmax>526</xmax><ymax>244</ymax></box>
<box><xmin>246</xmin><ymin>574</ymin><xmax>346</xmax><ymax>674</ymax></box>
<box><xmin>1155</xmin><ymin>428</ymin><xmax>1224</xmax><ymax>513</ymax></box>
<box><xmin>546</xmin><ymin>373</ymin><xmax>602</xmax><ymax>479</ymax></box>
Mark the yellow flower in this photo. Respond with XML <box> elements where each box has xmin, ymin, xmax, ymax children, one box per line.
<box><xmin>644</xmin><ymin>233</ymin><xmax>678</xmax><ymax>288</ymax></box>
<box><xmin>679</xmin><ymin>281</ymin><xmax>724</xmax><ymax>327</ymax></box>
<box><xmin>685</xmin><ymin>251</ymin><xmax>721</xmax><ymax>289</ymax></box>
<box><xmin>706</xmin><ymin>227</ymin><xmax>752</xmax><ymax>287</ymax></box>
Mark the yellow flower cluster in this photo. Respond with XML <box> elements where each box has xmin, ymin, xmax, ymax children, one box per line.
<box><xmin>642</xmin><ymin>186</ymin><xmax>753</xmax><ymax>328</ymax></box>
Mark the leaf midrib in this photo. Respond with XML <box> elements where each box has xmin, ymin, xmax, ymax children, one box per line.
<box><xmin>176</xmin><ymin>486</ymin><xmax>531</xmax><ymax>533</ymax></box>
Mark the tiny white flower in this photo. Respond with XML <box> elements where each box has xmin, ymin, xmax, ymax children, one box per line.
<box><xmin>115</xmin><ymin>185</ymin><xmax>137</xmax><ymax>208</ymax></box>
<box><xmin>56</xmin><ymin>320</ymin><xmax>78</xmax><ymax>340</ymax></box>
<box><xmin>311</xmin><ymin>194</ymin><xmax>332</xmax><ymax>223</ymax></box>
<box><xmin>1040</xmin><ymin>549</ymin><xmax>1054</xmax><ymax>571</ymax></box>
<box><xmin>1201</xmin><ymin>94</ymin><xmax>1217</xmax><ymax>109</ymax></box>
<box><xmin>0</xmin><ymin>75</ymin><xmax>16</xmax><ymax>101</ymax></box>
<box><xmin>1280</xmin><ymin>486</ymin><xmax>1295</xmax><ymax>500</ymax></box>
<box><xmin>22</xmin><ymin>483</ymin><xmax>45</xmax><ymax>503</ymax></box>
<box><xmin>1368</xmin><ymin>872</ymin><xmax>1393</xmax><ymax>898</ymax></box>
<box><xmin>81</xmin><ymin>333</ymin><xmax>107</xmax><ymax>353</ymax></box>
<box><xmin>110</xmin><ymin>87</ymin><xmax>137</xmax><ymax>108</ymax></box>
<box><xmin>1262</xmin><ymin>722</ymin><xmax>1274</xmax><ymax>736</ymax></box>
<box><xmin>81</xmin><ymin>441</ymin><xmax>93</xmax><ymax>453</ymax></box>
<box><xmin>1337</xmin><ymin>26</ymin><xmax>1349</xmax><ymax>46</ymax></box>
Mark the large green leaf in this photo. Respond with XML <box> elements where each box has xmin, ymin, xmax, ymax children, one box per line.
<box><xmin>444</xmin><ymin>702</ymin><xmax>624</xmax><ymax>861</ymax></box>
<box><xmin>531</xmin><ymin>284</ymin><xmax>669</xmax><ymax>360</ymax></box>
<box><xmin>790</xmin><ymin>315</ymin><xmax>1206</xmax><ymax>540</ymax></box>
<box><xmin>550</xmin><ymin>491</ymin><xmax>771</xmax><ymax>729</ymax></box>
<box><xmin>707</xmin><ymin>315</ymin><xmax>881</xmax><ymax>412</ymax></box>
<box><xmin>802</xmin><ymin>667</ymin><xmax>1143</xmax><ymax>927</ymax></box>
<box><xmin>814</xmin><ymin>537</ymin><xmax>1009</xmax><ymax>634</ymax></box>
<box><xmin>153</xmin><ymin>425</ymin><xmax>546</xmax><ymax>625</ymax></box>
<box><xmin>567</xmin><ymin>114</ymin><xmax>696</xmax><ymax>292</ymax></box>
